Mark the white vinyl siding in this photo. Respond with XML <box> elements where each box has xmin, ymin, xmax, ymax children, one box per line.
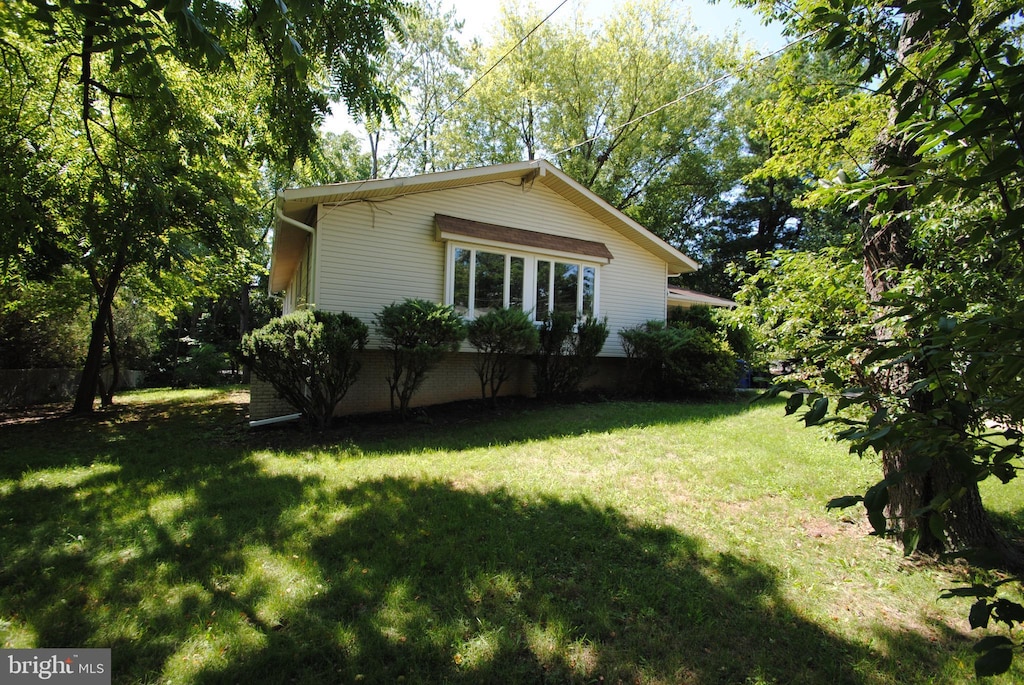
<box><xmin>313</xmin><ymin>181</ymin><xmax>667</xmax><ymax>356</ymax></box>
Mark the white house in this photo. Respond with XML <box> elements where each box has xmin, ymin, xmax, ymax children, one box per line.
<box><xmin>252</xmin><ymin>159</ymin><xmax>700</xmax><ymax>420</ymax></box>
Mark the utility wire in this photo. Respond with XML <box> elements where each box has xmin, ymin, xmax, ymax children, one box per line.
<box><xmin>549</xmin><ymin>29</ymin><xmax>823</xmax><ymax>158</ymax></box>
<box><xmin>442</xmin><ymin>0</ymin><xmax>570</xmax><ymax>120</ymax></box>
<box><xmin>387</xmin><ymin>0</ymin><xmax>569</xmax><ymax>174</ymax></box>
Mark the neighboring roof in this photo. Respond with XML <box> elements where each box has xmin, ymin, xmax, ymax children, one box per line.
<box><xmin>272</xmin><ymin>159</ymin><xmax>699</xmax><ymax>292</ymax></box>
<box><xmin>667</xmin><ymin>286</ymin><xmax>736</xmax><ymax>309</ymax></box>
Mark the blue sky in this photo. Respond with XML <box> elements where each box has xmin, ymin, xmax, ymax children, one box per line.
<box><xmin>445</xmin><ymin>0</ymin><xmax>785</xmax><ymax>51</ymax></box>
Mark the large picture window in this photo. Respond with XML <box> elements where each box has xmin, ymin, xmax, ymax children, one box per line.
<box><xmin>451</xmin><ymin>247</ymin><xmax>531</xmax><ymax>318</ymax></box>
<box><xmin>535</xmin><ymin>260</ymin><xmax>596</xmax><ymax>320</ymax></box>
<box><xmin>447</xmin><ymin>243</ymin><xmax>599</xmax><ymax>321</ymax></box>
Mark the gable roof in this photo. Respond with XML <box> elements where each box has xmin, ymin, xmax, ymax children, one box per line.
<box><xmin>272</xmin><ymin>159</ymin><xmax>698</xmax><ymax>292</ymax></box>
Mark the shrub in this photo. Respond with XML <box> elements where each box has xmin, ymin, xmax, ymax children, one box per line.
<box><xmin>620</xmin><ymin>319</ymin><xmax>737</xmax><ymax>398</ymax></box>
<box><xmin>668</xmin><ymin>303</ymin><xmax>719</xmax><ymax>332</ymax></box>
<box><xmin>375</xmin><ymin>299</ymin><xmax>465</xmax><ymax>419</ymax></box>
<box><xmin>175</xmin><ymin>343</ymin><xmax>229</xmax><ymax>388</ymax></box>
<box><xmin>533</xmin><ymin>312</ymin><xmax>609</xmax><ymax>397</ymax></box>
<box><xmin>467</xmin><ymin>307</ymin><xmax>539</xmax><ymax>404</ymax></box>
<box><xmin>242</xmin><ymin>309</ymin><xmax>368</xmax><ymax>430</ymax></box>
<box><xmin>620</xmin><ymin>321</ymin><xmax>681</xmax><ymax>396</ymax></box>
<box><xmin>672</xmin><ymin>304</ymin><xmax>759</xmax><ymax>369</ymax></box>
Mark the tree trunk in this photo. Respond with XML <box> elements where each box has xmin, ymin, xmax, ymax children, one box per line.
<box><xmin>72</xmin><ymin>256</ymin><xmax>125</xmax><ymax>414</ymax></box>
<box><xmin>863</xmin><ymin>11</ymin><xmax>1019</xmax><ymax>565</ymax></box>
<box><xmin>239</xmin><ymin>282</ymin><xmax>252</xmax><ymax>384</ymax></box>
<box><xmin>98</xmin><ymin>301</ymin><xmax>119</xmax><ymax>406</ymax></box>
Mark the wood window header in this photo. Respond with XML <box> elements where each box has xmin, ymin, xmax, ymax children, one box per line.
<box><xmin>435</xmin><ymin>214</ymin><xmax>613</xmax><ymax>262</ymax></box>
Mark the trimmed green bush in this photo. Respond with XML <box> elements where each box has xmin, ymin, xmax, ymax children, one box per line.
<box><xmin>533</xmin><ymin>312</ymin><xmax>609</xmax><ymax>397</ymax></box>
<box><xmin>467</xmin><ymin>307</ymin><xmax>539</xmax><ymax>404</ymax></box>
<box><xmin>242</xmin><ymin>309</ymin><xmax>368</xmax><ymax>430</ymax></box>
<box><xmin>620</xmin><ymin>319</ymin><xmax>737</xmax><ymax>398</ymax></box>
<box><xmin>375</xmin><ymin>299</ymin><xmax>465</xmax><ymax>419</ymax></box>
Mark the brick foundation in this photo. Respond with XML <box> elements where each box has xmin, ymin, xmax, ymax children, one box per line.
<box><xmin>248</xmin><ymin>352</ymin><xmax>628</xmax><ymax>422</ymax></box>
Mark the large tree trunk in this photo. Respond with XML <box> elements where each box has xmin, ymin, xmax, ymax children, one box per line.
<box><xmin>863</xmin><ymin>11</ymin><xmax>1018</xmax><ymax>565</ymax></box>
<box><xmin>72</xmin><ymin>256</ymin><xmax>125</xmax><ymax>414</ymax></box>
<box><xmin>239</xmin><ymin>282</ymin><xmax>253</xmax><ymax>384</ymax></box>
<box><xmin>98</xmin><ymin>301</ymin><xmax>119</xmax><ymax>407</ymax></box>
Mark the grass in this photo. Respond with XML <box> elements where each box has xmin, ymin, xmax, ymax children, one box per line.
<box><xmin>1</xmin><ymin>387</ymin><xmax>1022</xmax><ymax>684</ymax></box>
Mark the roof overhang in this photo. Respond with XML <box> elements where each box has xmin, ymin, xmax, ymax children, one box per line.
<box><xmin>269</xmin><ymin>207</ymin><xmax>315</xmax><ymax>293</ymax></box>
<box><xmin>667</xmin><ymin>287</ymin><xmax>736</xmax><ymax>309</ymax></box>
<box><xmin>435</xmin><ymin>214</ymin><xmax>614</xmax><ymax>263</ymax></box>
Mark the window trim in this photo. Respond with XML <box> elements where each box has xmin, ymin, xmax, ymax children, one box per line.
<box><xmin>444</xmin><ymin>241</ymin><xmax>601</xmax><ymax>321</ymax></box>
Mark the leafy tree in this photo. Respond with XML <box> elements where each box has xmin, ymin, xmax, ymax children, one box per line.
<box><xmin>418</xmin><ymin>0</ymin><xmax>739</xmax><ymax>228</ymax></box>
<box><xmin>291</xmin><ymin>131</ymin><xmax>375</xmax><ymax>186</ymax></box>
<box><xmin>466</xmin><ymin>307</ymin><xmax>539</xmax><ymax>404</ymax></box>
<box><xmin>740</xmin><ymin>0</ymin><xmax>1024</xmax><ymax>673</ymax></box>
<box><xmin>744</xmin><ymin>0</ymin><xmax>1024</xmax><ymax>551</ymax></box>
<box><xmin>448</xmin><ymin>2</ymin><xmax>555</xmax><ymax>165</ymax></box>
<box><xmin>674</xmin><ymin>51</ymin><xmax>880</xmax><ymax>298</ymax></box>
<box><xmin>375</xmin><ymin>299</ymin><xmax>465</xmax><ymax>419</ymax></box>
<box><xmin>372</xmin><ymin>0</ymin><xmax>472</xmax><ymax>177</ymax></box>
<box><xmin>0</xmin><ymin>0</ymin><xmax>409</xmax><ymax>414</ymax></box>
<box><xmin>547</xmin><ymin>0</ymin><xmax>735</xmax><ymax>214</ymax></box>
<box><xmin>0</xmin><ymin>267</ymin><xmax>91</xmax><ymax>369</ymax></box>
<box><xmin>242</xmin><ymin>310</ymin><xmax>368</xmax><ymax>431</ymax></box>
<box><xmin>731</xmin><ymin>247</ymin><xmax>871</xmax><ymax>386</ymax></box>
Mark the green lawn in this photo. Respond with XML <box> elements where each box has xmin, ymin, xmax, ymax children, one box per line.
<box><xmin>1</xmin><ymin>388</ymin><xmax>1021</xmax><ymax>684</ymax></box>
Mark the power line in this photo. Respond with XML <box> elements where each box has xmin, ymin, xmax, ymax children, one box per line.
<box><xmin>387</xmin><ymin>0</ymin><xmax>569</xmax><ymax>174</ymax></box>
<box><xmin>442</xmin><ymin>0</ymin><xmax>570</xmax><ymax>120</ymax></box>
<box><xmin>549</xmin><ymin>29</ymin><xmax>822</xmax><ymax>159</ymax></box>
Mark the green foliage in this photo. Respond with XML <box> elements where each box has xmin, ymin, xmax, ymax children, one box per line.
<box><xmin>620</xmin><ymin>319</ymin><xmax>737</xmax><ymax>398</ymax></box>
<box><xmin>1</xmin><ymin>0</ymin><xmax>409</xmax><ymax>413</ymax></box>
<box><xmin>242</xmin><ymin>309</ymin><xmax>368</xmax><ymax>430</ymax></box>
<box><xmin>366</xmin><ymin>0</ymin><xmax>472</xmax><ymax>177</ymax></box>
<box><xmin>731</xmin><ymin>247</ymin><xmax>871</xmax><ymax>388</ymax></box>
<box><xmin>532</xmin><ymin>312</ymin><xmax>609</xmax><ymax>397</ymax></box>
<box><xmin>466</xmin><ymin>307</ymin><xmax>539</xmax><ymax>404</ymax></box>
<box><xmin>174</xmin><ymin>343</ymin><xmax>229</xmax><ymax>389</ymax></box>
<box><xmin>0</xmin><ymin>267</ymin><xmax>91</xmax><ymax>369</ymax></box>
<box><xmin>741</xmin><ymin>0</ymin><xmax>1024</xmax><ymax>673</ymax></box>
<box><xmin>401</xmin><ymin>0</ymin><xmax>740</xmax><ymax>237</ymax></box>
<box><xmin>375</xmin><ymin>299</ymin><xmax>465</xmax><ymax>419</ymax></box>
<box><xmin>675</xmin><ymin>51</ymin><xmax>871</xmax><ymax>298</ymax></box>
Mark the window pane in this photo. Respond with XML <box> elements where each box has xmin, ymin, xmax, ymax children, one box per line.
<box><xmin>509</xmin><ymin>256</ymin><xmax>525</xmax><ymax>310</ymax></box>
<box><xmin>582</xmin><ymin>266</ymin><xmax>595</xmax><ymax>318</ymax></box>
<box><xmin>474</xmin><ymin>251</ymin><xmax>505</xmax><ymax>317</ymax></box>
<box><xmin>535</xmin><ymin>260</ymin><xmax>550</xmax><ymax>319</ymax></box>
<box><xmin>453</xmin><ymin>247</ymin><xmax>470</xmax><ymax>315</ymax></box>
<box><xmin>553</xmin><ymin>262</ymin><xmax>578</xmax><ymax>315</ymax></box>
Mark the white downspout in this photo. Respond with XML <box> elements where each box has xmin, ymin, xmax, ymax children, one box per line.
<box><xmin>249</xmin><ymin>198</ymin><xmax>313</xmax><ymax>427</ymax></box>
<box><xmin>249</xmin><ymin>412</ymin><xmax>303</xmax><ymax>428</ymax></box>
<box><xmin>274</xmin><ymin>196</ymin><xmax>317</xmax><ymax>309</ymax></box>
<box><xmin>275</xmin><ymin>207</ymin><xmax>315</xmax><ymax>236</ymax></box>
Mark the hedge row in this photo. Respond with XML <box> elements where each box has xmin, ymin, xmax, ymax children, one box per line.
<box><xmin>243</xmin><ymin>301</ymin><xmax>740</xmax><ymax>430</ymax></box>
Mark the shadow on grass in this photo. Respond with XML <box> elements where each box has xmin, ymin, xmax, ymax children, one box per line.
<box><xmin>256</xmin><ymin>395</ymin><xmax>772</xmax><ymax>459</ymax></box>
<box><xmin>0</xmin><ymin>392</ymin><xmax>967</xmax><ymax>683</ymax></box>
